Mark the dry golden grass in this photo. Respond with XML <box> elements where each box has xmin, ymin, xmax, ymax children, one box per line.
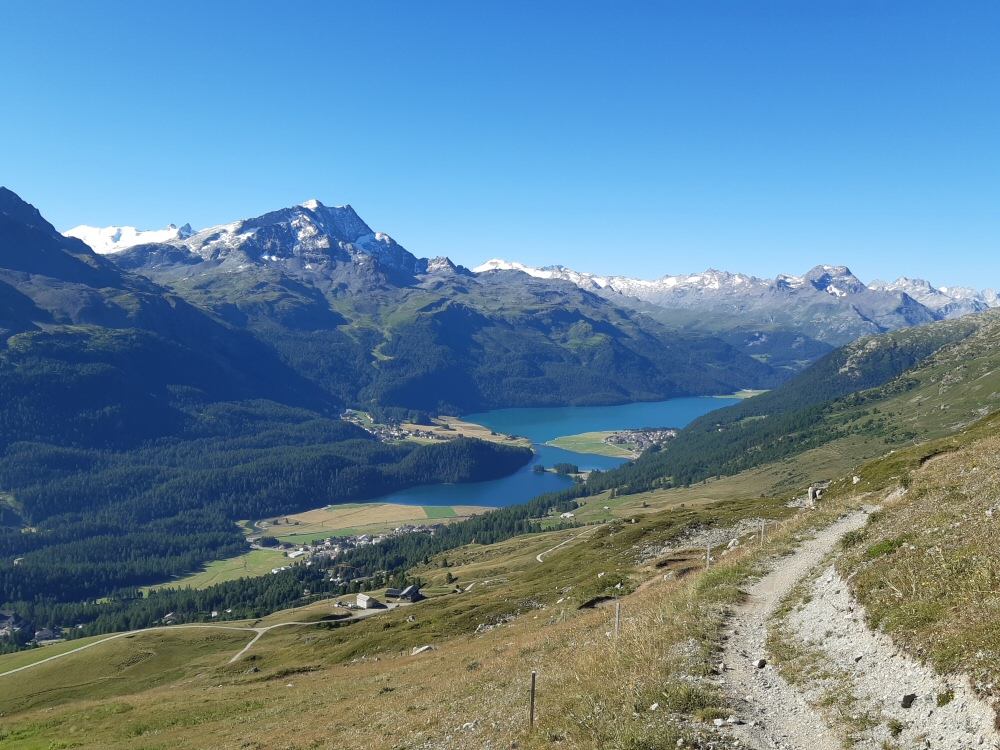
<box><xmin>267</xmin><ymin>503</ymin><xmax>494</xmax><ymax>545</ymax></box>
<box><xmin>450</xmin><ymin>505</ymin><xmax>491</xmax><ymax>517</ymax></box>
<box><xmin>284</xmin><ymin>502</ymin><xmax>427</xmax><ymax>528</ymax></box>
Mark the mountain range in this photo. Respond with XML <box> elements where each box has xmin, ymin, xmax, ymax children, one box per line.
<box><xmin>474</xmin><ymin>258</ymin><xmax>999</xmax><ymax>320</ymax></box>
<box><xmin>52</xmin><ymin>196</ymin><xmax>779</xmax><ymax>414</ymax></box>
<box><xmin>474</xmin><ymin>259</ymin><xmax>999</xmax><ymax>350</ymax></box>
<box><xmin>11</xmin><ymin>186</ymin><xmax>995</xmax><ymax>422</ymax></box>
<box><xmin>73</xmin><ymin>207</ymin><xmax>998</xmax><ymax>379</ymax></box>
<box><xmin>73</xmin><ymin>220</ymin><xmax>998</xmax><ymax>331</ymax></box>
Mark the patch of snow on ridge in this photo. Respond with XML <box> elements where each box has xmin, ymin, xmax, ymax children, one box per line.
<box><xmin>476</xmin><ymin>259</ymin><xmax>783</xmax><ymax>297</ymax></box>
<box><xmin>64</xmin><ymin>223</ymin><xmax>195</xmax><ymax>254</ymax></box>
<box><xmin>776</xmin><ymin>273</ymin><xmax>806</xmax><ymax>288</ymax></box>
<box><xmin>474</xmin><ymin>258</ymin><xmax>543</xmax><ymax>274</ymax></box>
<box><xmin>473</xmin><ymin>259</ymin><xmax>610</xmax><ymax>287</ymax></box>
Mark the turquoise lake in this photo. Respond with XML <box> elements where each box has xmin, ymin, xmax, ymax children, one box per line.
<box><xmin>372</xmin><ymin>396</ymin><xmax>739</xmax><ymax>508</ymax></box>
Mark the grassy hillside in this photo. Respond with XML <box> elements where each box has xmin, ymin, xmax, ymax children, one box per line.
<box><xmin>0</xmin><ymin>488</ymin><xmax>807</xmax><ymax>749</ymax></box>
<box><xmin>0</xmin><ymin>450</ymin><xmax>878</xmax><ymax>749</ymax></box>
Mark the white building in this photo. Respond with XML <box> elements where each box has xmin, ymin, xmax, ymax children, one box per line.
<box><xmin>356</xmin><ymin>593</ymin><xmax>384</xmax><ymax>610</ymax></box>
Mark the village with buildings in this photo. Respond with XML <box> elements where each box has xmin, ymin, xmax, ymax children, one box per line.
<box><xmin>603</xmin><ymin>426</ymin><xmax>679</xmax><ymax>454</ymax></box>
<box><xmin>340</xmin><ymin>409</ymin><xmax>458</xmax><ymax>443</ymax></box>
<box><xmin>340</xmin><ymin>410</ymin><xmax>411</xmax><ymax>442</ymax></box>
<box><xmin>1</xmin><ymin>609</ymin><xmax>63</xmax><ymax>645</ymax></box>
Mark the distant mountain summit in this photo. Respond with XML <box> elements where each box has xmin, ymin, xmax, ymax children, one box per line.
<box><xmin>475</xmin><ymin>259</ymin><xmax>998</xmax><ymax>346</ymax></box>
<box><xmin>76</xmin><ymin>200</ymin><xmax>460</xmax><ymax>285</ymax></box>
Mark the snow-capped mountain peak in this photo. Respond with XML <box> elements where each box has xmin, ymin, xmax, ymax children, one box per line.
<box><xmin>472</xmin><ymin>258</ymin><xmax>611</xmax><ymax>289</ymax></box>
<box><xmin>80</xmin><ymin>200</ymin><xmax>464</xmax><ymax>284</ymax></box>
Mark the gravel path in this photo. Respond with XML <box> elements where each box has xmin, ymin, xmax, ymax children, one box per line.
<box><xmin>715</xmin><ymin>508</ymin><xmax>1000</xmax><ymax>749</ymax></box>
<box><xmin>536</xmin><ymin>526</ymin><xmax>599</xmax><ymax>563</ymax></box>
<box><xmin>719</xmin><ymin>512</ymin><xmax>870</xmax><ymax>749</ymax></box>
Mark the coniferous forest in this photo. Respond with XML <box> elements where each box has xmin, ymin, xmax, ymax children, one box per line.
<box><xmin>0</xmin><ymin>397</ymin><xmax>530</xmax><ymax>608</ymax></box>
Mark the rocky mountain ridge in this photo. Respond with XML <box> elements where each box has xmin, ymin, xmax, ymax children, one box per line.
<box><xmin>65</xmin><ymin>203</ymin><xmax>996</xmax><ymax>372</ymax></box>
<box><xmin>86</xmin><ymin>200</ymin><xmax>463</xmax><ymax>289</ymax></box>
<box><xmin>475</xmin><ymin>258</ymin><xmax>998</xmax><ymax>317</ymax></box>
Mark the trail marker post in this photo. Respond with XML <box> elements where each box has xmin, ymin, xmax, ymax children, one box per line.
<box><xmin>529</xmin><ymin>670</ymin><xmax>537</xmax><ymax>730</ymax></box>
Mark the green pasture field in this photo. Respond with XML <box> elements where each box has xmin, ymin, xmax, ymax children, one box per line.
<box><xmin>145</xmin><ymin>549</ymin><xmax>288</xmax><ymax>592</ymax></box>
<box><xmin>422</xmin><ymin>506</ymin><xmax>458</xmax><ymax>518</ymax></box>
<box><xmin>545</xmin><ymin>431</ymin><xmax>634</xmax><ymax>457</ymax></box>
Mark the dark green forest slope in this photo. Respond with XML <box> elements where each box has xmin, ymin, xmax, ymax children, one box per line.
<box><xmin>109</xmin><ymin>199</ymin><xmax>786</xmax><ymax>413</ymax></box>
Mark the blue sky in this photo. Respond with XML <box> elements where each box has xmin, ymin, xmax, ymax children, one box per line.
<box><xmin>2</xmin><ymin>1</ymin><xmax>998</xmax><ymax>288</ymax></box>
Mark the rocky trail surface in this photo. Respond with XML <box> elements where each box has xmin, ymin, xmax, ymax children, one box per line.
<box><xmin>714</xmin><ymin>509</ymin><xmax>1000</xmax><ymax>749</ymax></box>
